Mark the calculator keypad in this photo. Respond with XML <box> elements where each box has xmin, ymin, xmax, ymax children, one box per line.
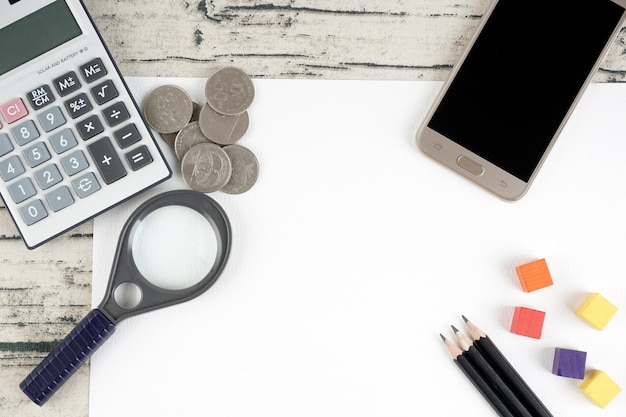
<box><xmin>0</xmin><ymin>57</ymin><xmax>160</xmax><ymax>237</ymax></box>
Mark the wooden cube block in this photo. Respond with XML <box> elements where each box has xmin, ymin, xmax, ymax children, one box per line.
<box><xmin>579</xmin><ymin>370</ymin><xmax>621</xmax><ymax>408</ymax></box>
<box><xmin>515</xmin><ymin>258</ymin><xmax>553</xmax><ymax>292</ymax></box>
<box><xmin>510</xmin><ymin>307</ymin><xmax>545</xmax><ymax>339</ymax></box>
<box><xmin>576</xmin><ymin>293</ymin><xmax>618</xmax><ymax>330</ymax></box>
<box><xmin>552</xmin><ymin>348</ymin><xmax>586</xmax><ymax>379</ymax></box>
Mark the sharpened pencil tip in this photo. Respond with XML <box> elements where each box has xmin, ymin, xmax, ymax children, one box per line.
<box><xmin>451</xmin><ymin>325</ymin><xmax>460</xmax><ymax>333</ymax></box>
<box><xmin>461</xmin><ymin>315</ymin><xmax>469</xmax><ymax>323</ymax></box>
<box><xmin>439</xmin><ymin>333</ymin><xmax>447</xmax><ymax>341</ymax></box>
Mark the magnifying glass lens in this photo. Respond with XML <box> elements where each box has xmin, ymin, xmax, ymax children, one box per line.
<box><xmin>131</xmin><ymin>205</ymin><xmax>219</xmax><ymax>290</ymax></box>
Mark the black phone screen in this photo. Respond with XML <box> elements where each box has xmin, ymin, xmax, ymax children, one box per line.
<box><xmin>427</xmin><ymin>0</ymin><xmax>624</xmax><ymax>182</ymax></box>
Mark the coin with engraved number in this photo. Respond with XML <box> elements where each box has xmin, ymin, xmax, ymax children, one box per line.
<box><xmin>181</xmin><ymin>143</ymin><xmax>232</xmax><ymax>193</ymax></box>
<box><xmin>205</xmin><ymin>67</ymin><xmax>255</xmax><ymax>116</ymax></box>
<box><xmin>174</xmin><ymin>121</ymin><xmax>212</xmax><ymax>160</ymax></box>
<box><xmin>221</xmin><ymin>145</ymin><xmax>259</xmax><ymax>194</ymax></box>
<box><xmin>143</xmin><ymin>85</ymin><xmax>193</xmax><ymax>134</ymax></box>
<box><xmin>199</xmin><ymin>104</ymin><xmax>249</xmax><ymax>145</ymax></box>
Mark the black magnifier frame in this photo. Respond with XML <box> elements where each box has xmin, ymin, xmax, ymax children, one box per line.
<box><xmin>99</xmin><ymin>189</ymin><xmax>232</xmax><ymax>324</ymax></box>
<box><xmin>20</xmin><ymin>190</ymin><xmax>231</xmax><ymax>406</ymax></box>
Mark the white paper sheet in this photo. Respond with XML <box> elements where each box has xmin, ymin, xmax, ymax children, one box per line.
<box><xmin>90</xmin><ymin>78</ymin><xmax>626</xmax><ymax>416</ymax></box>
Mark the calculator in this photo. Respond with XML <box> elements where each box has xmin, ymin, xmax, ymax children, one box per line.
<box><xmin>0</xmin><ymin>0</ymin><xmax>171</xmax><ymax>249</ymax></box>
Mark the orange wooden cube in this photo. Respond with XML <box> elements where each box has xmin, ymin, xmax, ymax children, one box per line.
<box><xmin>515</xmin><ymin>258</ymin><xmax>553</xmax><ymax>292</ymax></box>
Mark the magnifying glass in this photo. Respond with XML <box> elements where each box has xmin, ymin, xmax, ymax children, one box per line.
<box><xmin>19</xmin><ymin>190</ymin><xmax>232</xmax><ymax>406</ymax></box>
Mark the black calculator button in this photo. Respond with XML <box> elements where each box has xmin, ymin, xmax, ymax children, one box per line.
<box><xmin>80</xmin><ymin>58</ymin><xmax>107</xmax><ymax>83</ymax></box>
<box><xmin>87</xmin><ymin>137</ymin><xmax>126</xmax><ymax>184</ymax></box>
<box><xmin>103</xmin><ymin>101</ymin><xmax>130</xmax><ymax>127</ymax></box>
<box><xmin>125</xmin><ymin>145</ymin><xmax>153</xmax><ymax>171</ymax></box>
<box><xmin>65</xmin><ymin>93</ymin><xmax>93</xmax><ymax>119</ymax></box>
<box><xmin>53</xmin><ymin>71</ymin><xmax>81</xmax><ymax>97</ymax></box>
<box><xmin>114</xmin><ymin>124</ymin><xmax>141</xmax><ymax>149</ymax></box>
<box><xmin>26</xmin><ymin>84</ymin><xmax>55</xmax><ymax>111</ymax></box>
<box><xmin>91</xmin><ymin>79</ymin><xmax>119</xmax><ymax>105</ymax></box>
<box><xmin>77</xmin><ymin>114</ymin><xmax>104</xmax><ymax>140</ymax></box>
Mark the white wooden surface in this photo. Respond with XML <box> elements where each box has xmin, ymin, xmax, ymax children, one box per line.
<box><xmin>2</xmin><ymin>1</ymin><xmax>626</xmax><ymax>416</ymax></box>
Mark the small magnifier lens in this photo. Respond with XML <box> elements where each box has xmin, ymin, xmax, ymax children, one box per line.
<box><xmin>130</xmin><ymin>205</ymin><xmax>219</xmax><ymax>291</ymax></box>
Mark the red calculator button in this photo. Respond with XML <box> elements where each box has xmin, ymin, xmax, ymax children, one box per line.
<box><xmin>0</xmin><ymin>98</ymin><xmax>29</xmax><ymax>124</ymax></box>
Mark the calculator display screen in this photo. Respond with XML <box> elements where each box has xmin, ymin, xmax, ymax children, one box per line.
<box><xmin>0</xmin><ymin>1</ymin><xmax>82</xmax><ymax>77</ymax></box>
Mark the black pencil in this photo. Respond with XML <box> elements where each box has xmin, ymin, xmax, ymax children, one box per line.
<box><xmin>441</xmin><ymin>334</ymin><xmax>517</xmax><ymax>417</ymax></box>
<box><xmin>452</xmin><ymin>326</ymin><xmax>534</xmax><ymax>417</ymax></box>
<box><xmin>462</xmin><ymin>316</ymin><xmax>553</xmax><ymax>417</ymax></box>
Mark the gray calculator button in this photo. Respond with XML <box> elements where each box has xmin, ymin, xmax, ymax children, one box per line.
<box><xmin>23</xmin><ymin>142</ymin><xmax>51</xmax><ymax>168</ymax></box>
<box><xmin>19</xmin><ymin>199</ymin><xmax>48</xmax><ymax>226</ymax></box>
<box><xmin>114</xmin><ymin>124</ymin><xmax>141</xmax><ymax>148</ymax></box>
<box><xmin>91</xmin><ymin>79</ymin><xmax>118</xmax><ymax>105</ymax></box>
<box><xmin>53</xmin><ymin>71</ymin><xmax>81</xmax><ymax>97</ymax></box>
<box><xmin>49</xmin><ymin>128</ymin><xmax>78</xmax><ymax>154</ymax></box>
<box><xmin>77</xmin><ymin>114</ymin><xmax>104</xmax><ymax>140</ymax></box>
<box><xmin>8</xmin><ymin>177</ymin><xmax>36</xmax><ymax>204</ymax></box>
<box><xmin>72</xmin><ymin>172</ymin><xmax>100</xmax><ymax>198</ymax></box>
<box><xmin>26</xmin><ymin>84</ymin><xmax>55</xmax><ymax>111</ymax></box>
<box><xmin>61</xmin><ymin>150</ymin><xmax>89</xmax><ymax>176</ymax></box>
<box><xmin>65</xmin><ymin>93</ymin><xmax>93</xmax><ymax>119</ymax></box>
<box><xmin>37</xmin><ymin>106</ymin><xmax>66</xmax><ymax>132</ymax></box>
<box><xmin>46</xmin><ymin>186</ymin><xmax>74</xmax><ymax>212</ymax></box>
<box><xmin>125</xmin><ymin>145</ymin><xmax>153</xmax><ymax>171</ymax></box>
<box><xmin>11</xmin><ymin>120</ymin><xmax>39</xmax><ymax>146</ymax></box>
<box><xmin>87</xmin><ymin>137</ymin><xmax>126</xmax><ymax>184</ymax></box>
<box><xmin>0</xmin><ymin>133</ymin><xmax>13</xmax><ymax>157</ymax></box>
<box><xmin>103</xmin><ymin>101</ymin><xmax>130</xmax><ymax>127</ymax></box>
<box><xmin>0</xmin><ymin>155</ymin><xmax>25</xmax><ymax>181</ymax></box>
<box><xmin>80</xmin><ymin>58</ymin><xmax>107</xmax><ymax>83</ymax></box>
<box><xmin>34</xmin><ymin>164</ymin><xmax>62</xmax><ymax>190</ymax></box>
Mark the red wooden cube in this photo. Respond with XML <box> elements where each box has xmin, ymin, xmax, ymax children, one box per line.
<box><xmin>510</xmin><ymin>307</ymin><xmax>546</xmax><ymax>339</ymax></box>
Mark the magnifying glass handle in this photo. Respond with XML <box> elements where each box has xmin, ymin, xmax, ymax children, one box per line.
<box><xmin>19</xmin><ymin>309</ymin><xmax>115</xmax><ymax>406</ymax></box>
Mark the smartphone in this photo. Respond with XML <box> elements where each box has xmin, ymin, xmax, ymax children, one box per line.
<box><xmin>416</xmin><ymin>0</ymin><xmax>626</xmax><ymax>200</ymax></box>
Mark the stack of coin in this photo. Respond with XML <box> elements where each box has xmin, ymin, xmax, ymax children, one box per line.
<box><xmin>143</xmin><ymin>67</ymin><xmax>259</xmax><ymax>194</ymax></box>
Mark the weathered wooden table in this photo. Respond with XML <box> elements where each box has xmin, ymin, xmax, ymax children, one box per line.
<box><xmin>2</xmin><ymin>1</ymin><xmax>626</xmax><ymax>416</ymax></box>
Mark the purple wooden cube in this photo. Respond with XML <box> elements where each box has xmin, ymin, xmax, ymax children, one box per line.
<box><xmin>552</xmin><ymin>348</ymin><xmax>587</xmax><ymax>379</ymax></box>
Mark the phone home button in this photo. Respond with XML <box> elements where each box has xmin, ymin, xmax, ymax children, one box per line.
<box><xmin>457</xmin><ymin>155</ymin><xmax>484</xmax><ymax>176</ymax></box>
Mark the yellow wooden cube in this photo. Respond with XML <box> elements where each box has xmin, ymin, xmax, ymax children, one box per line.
<box><xmin>579</xmin><ymin>370</ymin><xmax>621</xmax><ymax>408</ymax></box>
<box><xmin>576</xmin><ymin>293</ymin><xmax>618</xmax><ymax>330</ymax></box>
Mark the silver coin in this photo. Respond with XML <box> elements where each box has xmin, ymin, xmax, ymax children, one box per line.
<box><xmin>143</xmin><ymin>85</ymin><xmax>193</xmax><ymax>134</ymax></box>
<box><xmin>191</xmin><ymin>102</ymin><xmax>202</xmax><ymax>122</ymax></box>
<box><xmin>221</xmin><ymin>145</ymin><xmax>259</xmax><ymax>194</ymax></box>
<box><xmin>160</xmin><ymin>132</ymin><xmax>177</xmax><ymax>148</ymax></box>
<box><xmin>198</xmin><ymin>104</ymin><xmax>249</xmax><ymax>145</ymax></box>
<box><xmin>174</xmin><ymin>121</ymin><xmax>212</xmax><ymax>160</ymax></box>
<box><xmin>205</xmin><ymin>67</ymin><xmax>255</xmax><ymax>116</ymax></box>
<box><xmin>181</xmin><ymin>143</ymin><xmax>232</xmax><ymax>193</ymax></box>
